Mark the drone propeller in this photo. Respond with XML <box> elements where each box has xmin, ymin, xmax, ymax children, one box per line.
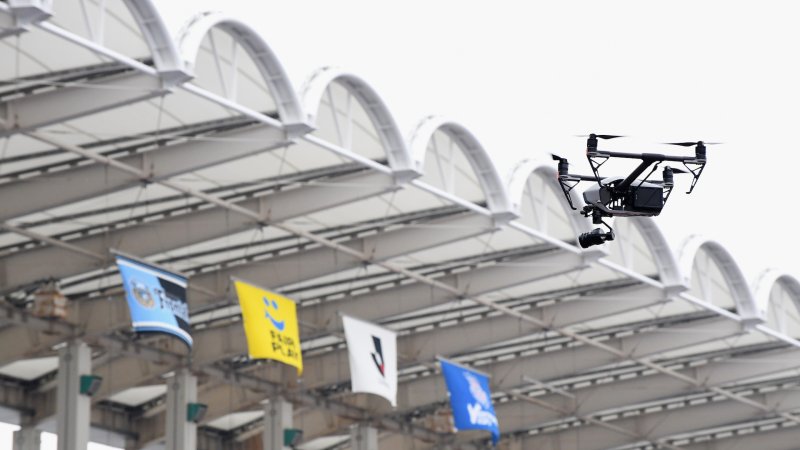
<box><xmin>664</xmin><ymin>141</ymin><xmax>722</xmax><ymax>147</ymax></box>
<box><xmin>668</xmin><ymin>167</ymin><xmax>689</xmax><ymax>174</ymax></box>
<box><xmin>577</xmin><ymin>134</ymin><xmax>625</xmax><ymax>140</ymax></box>
<box><xmin>550</xmin><ymin>153</ymin><xmax>566</xmax><ymax>161</ymax></box>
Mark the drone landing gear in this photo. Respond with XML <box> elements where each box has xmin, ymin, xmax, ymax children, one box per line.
<box><xmin>578</xmin><ymin>206</ymin><xmax>615</xmax><ymax>248</ymax></box>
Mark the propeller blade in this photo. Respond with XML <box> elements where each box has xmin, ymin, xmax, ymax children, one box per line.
<box><xmin>550</xmin><ymin>153</ymin><xmax>566</xmax><ymax>161</ymax></box>
<box><xmin>576</xmin><ymin>134</ymin><xmax>625</xmax><ymax>139</ymax></box>
<box><xmin>669</xmin><ymin>167</ymin><xmax>689</xmax><ymax>174</ymax></box>
<box><xmin>664</xmin><ymin>141</ymin><xmax>722</xmax><ymax>146</ymax></box>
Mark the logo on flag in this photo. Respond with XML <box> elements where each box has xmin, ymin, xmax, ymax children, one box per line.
<box><xmin>342</xmin><ymin>315</ymin><xmax>397</xmax><ymax>406</ymax></box>
<box><xmin>234</xmin><ymin>280</ymin><xmax>303</xmax><ymax>375</ymax></box>
<box><xmin>440</xmin><ymin>358</ymin><xmax>500</xmax><ymax>445</ymax></box>
<box><xmin>115</xmin><ymin>255</ymin><xmax>192</xmax><ymax>348</ymax></box>
<box><xmin>371</xmin><ymin>336</ymin><xmax>385</xmax><ymax>376</ymax></box>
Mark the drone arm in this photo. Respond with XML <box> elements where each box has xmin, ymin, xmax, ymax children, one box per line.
<box><xmin>602</xmin><ymin>151</ymin><xmax>687</xmax><ymax>162</ymax></box>
<box><xmin>556</xmin><ymin>176</ymin><xmax>579</xmax><ymax>210</ymax></box>
<box><xmin>555</xmin><ymin>173</ymin><xmax>596</xmax><ymax>209</ymax></box>
<box><xmin>682</xmin><ymin>161</ymin><xmax>706</xmax><ymax>194</ymax></box>
<box><xmin>662</xmin><ymin>182</ymin><xmax>675</xmax><ymax>206</ymax></box>
<box><xmin>586</xmin><ymin>153</ymin><xmax>608</xmax><ymax>187</ymax></box>
<box><xmin>617</xmin><ymin>159</ymin><xmax>658</xmax><ymax>191</ymax></box>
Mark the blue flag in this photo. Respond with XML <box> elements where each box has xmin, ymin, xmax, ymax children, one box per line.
<box><xmin>440</xmin><ymin>358</ymin><xmax>500</xmax><ymax>445</ymax></box>
<box><xmin>116</xmin><ymin>255</ymin><xmax>192</xmax><ymax>347</ymax></box>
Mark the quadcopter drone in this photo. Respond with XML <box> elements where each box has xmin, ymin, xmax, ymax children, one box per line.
<box><xmin>552</xmin><ymin>134</ymin><xmax>711</xmax><ymax>248</ymax></box>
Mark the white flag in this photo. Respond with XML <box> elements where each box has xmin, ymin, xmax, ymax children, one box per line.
<box><xmin>342</xmin><ymin>315</ymin><xmax>398</xmax><ymax>406</ymax></box>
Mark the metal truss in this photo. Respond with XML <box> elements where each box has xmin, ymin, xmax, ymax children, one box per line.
<box><xmin>0</xmin><ymin>5</ymin><xmax>799</xmax><ymax>450</ymax></box>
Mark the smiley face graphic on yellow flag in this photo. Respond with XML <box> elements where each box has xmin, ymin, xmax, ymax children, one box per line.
<box><xmin>234</xmin><ymin>279</ymin><xmax>303</xmax><ymax>375</ymax></box>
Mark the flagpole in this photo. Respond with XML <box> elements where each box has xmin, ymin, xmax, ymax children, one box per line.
<box><xmin>435</xmin><ymin>355</ymin><xmax>492</xmax><ymax>378</ymax></box>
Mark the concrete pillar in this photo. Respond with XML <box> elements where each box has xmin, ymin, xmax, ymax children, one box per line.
<box><xmin>56</xmin><ymin>340</ymin><xmax>91</xmax><ymax>450</ymax></box>
<box><xmin>12</xmin><ymin>427</ymin><xmax>41</xmax><ymax>450</ymax></box>
<box><xmin>351</xmin><ymin>424</ymin><xmax>378</xmax><ymax>450</ymax></box>
<box><xmin>508</xmin><ymin>436</ymin><xmax>523</xmax><ymax>450</ymax></box>
<box><xmin>165</xmin><ymin>369</ymin><xmax>197</xmax><ymax>450</ymax></box>
<box><xmin>264</xmin><ymin>397</ymin><xmax>292</xmax><ymax>450</ymax></box>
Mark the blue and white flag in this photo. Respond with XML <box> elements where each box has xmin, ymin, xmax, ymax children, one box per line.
<box><xmin>115</xmin><ymin>255</ymin><xmax>192</xmax><ymax>347</ymax></box>
<box><xmin>440</xmin><ymin>358</ymin><xmax>499</xmax><ymax>445</ymax></box>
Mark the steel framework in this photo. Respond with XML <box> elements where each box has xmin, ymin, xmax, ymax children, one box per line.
<box><xmin>0</xmin><ymin>1</ymin><xmax>799</xmax><ymax>449</ymax></box>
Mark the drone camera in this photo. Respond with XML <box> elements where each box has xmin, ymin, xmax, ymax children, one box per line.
<box><xmin>578</xmin><ymin>227</ymin><xmax>615</xmax><ymax>248</ymax></box>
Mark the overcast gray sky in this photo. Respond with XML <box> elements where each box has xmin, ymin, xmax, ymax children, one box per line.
<box><xmin>157</xmin><ymin>0</ymin><xmax>799</xmax><ymax>281</ymax></box>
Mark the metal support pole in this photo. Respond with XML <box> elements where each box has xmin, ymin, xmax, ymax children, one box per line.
<box><xmin>55</xmin><ymin>340</ymin><xmax>91</xmax><ymax>450</ymax></box>
<box><xmin>12</xmin><ymin>427</ymin><xmax>41</xmax><ymax>450</ymax></box>
<box><xmin>264</xmin><ymin>397</ymin><xmax>292</xmax><ymax>450</ymax></box>
<box><xmin>351</xmin><ymin>423</ymin><xmax>378</xmax><ymax>450</ymax></box>
<box><xmin>165</xmin><ymin>369</ymin><xmax>197</xmax><ymax>450</ymax></box>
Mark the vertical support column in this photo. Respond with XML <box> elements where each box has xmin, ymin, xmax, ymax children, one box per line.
<box><xmin>12</xmin><ymin>427</ymin><xmax>41</xmax><ymax>450</ymax></box>
<box><xmin>264</xmin><ymin>397</ymin><xmax>292</xmax><ymax>450</ymax></box>
<box><xmin>351</xmin><ymin>424</ymin><xmax>378</xmax><ymax>450</ymax></box>
<box><xmin>165</xmin><ymin>369</ymin><xmax>197</xmax><ymax>450</ymax></box>
<box><xmin>56</xmin><ymin>340</ymin><xmax>91</xmax><ymax>450</ymax></box>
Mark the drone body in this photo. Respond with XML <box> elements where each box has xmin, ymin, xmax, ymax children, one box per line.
<box><xmin>581</xmin><ymin>177</ymin><xmax>664</xmax><ymax>217</ymax></box>
<box><xmin>553</xmin><ymin>134</ymin><xmax>710</xmax><ymax>248</ymax></box>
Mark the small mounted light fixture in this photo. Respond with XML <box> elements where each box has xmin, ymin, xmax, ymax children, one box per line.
<box><xmin>284</xmin><ymin>428</ymin><xmax>303</xmax><ymax>447</ymax></box>
<box><xmin>79</xmin><ymin>374</ymin><xmax>102</xmax><ymax>396</ymax></box>
<box><xmin>186</xmin><ymin>402</ymin><xmax>208</xmax><ymax>423</ymax></box>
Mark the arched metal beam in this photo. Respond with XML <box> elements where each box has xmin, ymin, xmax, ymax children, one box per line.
<box><xmin>177</xmin><ymin>11</ymin><xmax>308</xmax><ymax>132</ymax></box>
<box><xmin>678</xmin><ymin>235</ymin><xmax>760</xmax><ymax>323</ymax></box>
<box><xmin>409</xmin><ymin>115</ymin><xmax>516</xmax><ymax>222</ymax></box>
<box><xmin>123</xmin><ymin>0</ymin><xmax>188</xmax><ymax>83</ymax></box>
<box><xmin>300</xmin><ymin>66</ymin><xmax>417</xmax><ymax>179</ymax></box>
<box><xmin>753</xmin><ymin>268</ymin><xmax>800</xmax><ymax>322</ymax></box>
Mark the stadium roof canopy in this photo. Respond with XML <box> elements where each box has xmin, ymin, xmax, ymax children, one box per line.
<box><xmin>1</xmin><ymin>1</ymin><xmax>800</xmax><ymax>449</ymax></box>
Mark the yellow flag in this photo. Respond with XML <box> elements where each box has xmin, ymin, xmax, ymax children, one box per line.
<box><xmin>234</xmin><ymin>280</ymin><xmax>303</xmax><ymax>375</ymax></box>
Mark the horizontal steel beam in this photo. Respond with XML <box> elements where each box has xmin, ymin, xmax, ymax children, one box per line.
<box><xmin>677</xmin><ymin>422</ymin><xmax>800</xmax><ymax>450</ymax></box>
<box><xmin>186</xmin><ymin>211</ymin><xmax>496</xmax><ymax>307</ymax></box>
<box><xmin>0</xmin><ymin>123</ymin><xmax>290</xmax><ymax>223</ymax></box>
<box><xmin>0</xmin><ymin>72</ymin><xmax>164</xmax><ymax>135</ymax></box>
<box><xmin>0</xmin><ymin>168</ymin><xmax>395</xmax><ymax>289</ymax></box>
<box><xmin>487</xmin><ymin>343</ymin><xmax>800</xmax><ymax>439</ymax></box>
<box><xmin>520</xmin><ymin>387</ymin><xmax>800</xmax><ymax>450</ymax></box>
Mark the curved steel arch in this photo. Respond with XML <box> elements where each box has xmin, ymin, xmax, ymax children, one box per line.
<box><xmin>300</xmin><ymin>66</ymin><xmax>417</xmax><ymax>178</ymax></box>
<box><xmin>506</xmin><ymin>158</ymin><xmax>591</xmax><ymax>235</ymax></box>
<box><xmin>409</xmin><ymin>115</ymin><xmax>515</xmax><ymax>222</ymax></box>
<box><xmin>679</xmin><ymin>235</ymin><xmax>759</xmax><ymax>322</ymax></box>
<box><xmin>176</xmin><ymin>11</ymin><xmax>307</xmax><ymax>130</ymax></box>
<box><xmin>753</xmin><ymin>269</ymin><xmax>800</xmax><ymax>321</ymax></box>
<box><xmin>123</xmin><ymin>0</ymin><xmax>187</xmax><ymax>82</ymax></box>
<box><xmin>627</xmin><ymin>217</ymin><xmax>686</xmax><ymax>292</ymax></box>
